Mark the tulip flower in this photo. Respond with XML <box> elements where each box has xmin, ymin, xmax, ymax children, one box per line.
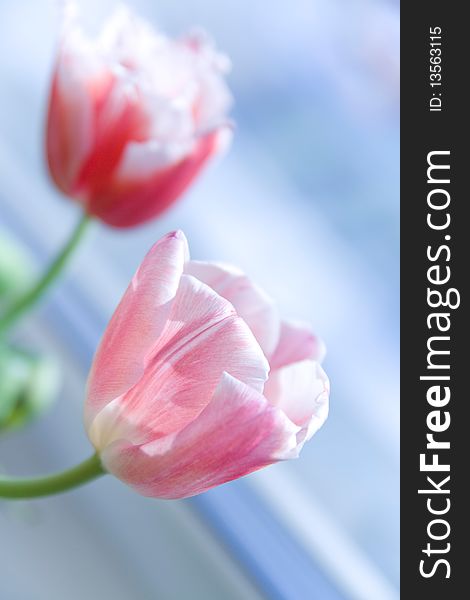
<box><xmin>46</xmin><ymin>6</ymin><xmax>233</xmax><ymax>228</ymax></box>
<box><xmin>0</xmin><ymin>232</ymin><xmax>328</xmax><ymax>500</ymax></box>
<box><xmin>84</xmin><ymin>231</ymin><xmax>328</xmax><ymax>499</ymax></box>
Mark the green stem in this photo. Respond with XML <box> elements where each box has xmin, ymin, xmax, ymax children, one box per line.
<box><xmin>0</xmin><ymin>212</ymin><xmax>92</xmax><ymax>336</ymax></box>
<box><xmin>0</xmin><ymin>453</ymin><xmax>105</xmax><ymax>499</ymax></box>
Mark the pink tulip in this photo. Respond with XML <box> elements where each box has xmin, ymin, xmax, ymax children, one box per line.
<box><xmin>46</xmin><ymin>7</ymin><xmax>232</xmax><ymax>228</ymax></box>
<box><xmin>85</xmin><ymin>232</ymin><xmax>329</xmax><ymax>499</ymax></box>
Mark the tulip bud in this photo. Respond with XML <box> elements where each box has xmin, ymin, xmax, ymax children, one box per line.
<box><xmin>0</xmin><ymin>231</ymin><xmax>34</xmax><ymax>306</ymax></box>
<box><xmin>0</xmin><ymin>347</ymin><xmax>60</xmax><ymax>432</ymax></box>
<box><xmin>84</xmin><ymin>231</ymin><xmax>329</xmax><ymax>499</ymax></box>
<box><xmin>46</xmin><ymin>7</ymin><xmax>232</xmax><ymax>228</ymax></box>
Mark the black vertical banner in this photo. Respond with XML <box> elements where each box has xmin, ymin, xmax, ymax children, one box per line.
<box><xmin>401</xmin><ymin>4</ymin><xmax>467</xmax><ymax>598</ymax></box>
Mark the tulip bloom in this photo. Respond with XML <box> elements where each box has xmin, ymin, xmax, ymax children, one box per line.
<box><xmin>46</xmin><ymin>7</ymin><xmax>232</xmax><ymax>228</ymax></box>
<box><xmin>85</xmin><ymin>231</ymin><xmax>329</xmax><ymax>499</ymax></box>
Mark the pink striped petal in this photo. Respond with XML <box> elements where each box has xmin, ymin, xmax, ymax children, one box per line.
<box><xmin>264</xmin><ymin>360</ymin><xmax>329</xmax><ymax>442</ymax></box>
<box><xmin>185</xmin><ymin>261</ymin><xmax>280</xmax><ymax>357</ymax></box>
<box><xmin>85</xmin><ymin>231</ymin><xmax>188</xmax><ymax>426</ymax></box>
<box><xmin>269</xmin><ymin>320</ymin><xmax>326</xmax><ymax>370</ymax></box>
<box><xmin>100</xmin><ymin>372</ymin><xmax>299</xmax><ymax>499</ymax></box>
<box><xmin>88</xmin><ymin>274</ymin><xmax>269</xmax><ymax>449</ymax></box>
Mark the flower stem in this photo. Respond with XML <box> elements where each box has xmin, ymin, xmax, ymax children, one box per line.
<box><xmin>0</xmin><ymin>212</ymin><xmax>92</xmax><ymax>336</ymax></box>
<box><xmin>0</xmin><ymin>453</ymin><xmax>105</xmax><ymax>499</ymax></box>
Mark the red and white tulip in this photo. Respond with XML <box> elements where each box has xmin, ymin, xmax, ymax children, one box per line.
<box><xmin>46</xmin><ymin>7</ymin><xmax>232</xmax><ymax>228</ymax></box>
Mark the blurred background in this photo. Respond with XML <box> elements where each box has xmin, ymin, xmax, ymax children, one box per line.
<box><xmin>0</xmin><ymin>0</ymin><xmax>399</xmax><ymax>598</ymax></box>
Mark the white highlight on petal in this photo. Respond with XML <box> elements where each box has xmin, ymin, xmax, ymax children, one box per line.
<box><xmin>264</xmin><ymin>360</ymin><xmax>330</xmax><ymax>443</ymax></box>
<box><xmin>117</xmin><ymin>138</ymin><xmax>194</xmax><ymax>180</ymax></box>
<box><xmin>61</xmin><ymin>4</ymin><xmax>232</xmax><ymax>148</ymax></box>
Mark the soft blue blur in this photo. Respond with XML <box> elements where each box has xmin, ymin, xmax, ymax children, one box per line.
<box><xmin>0</xmin><ymin>1</ymin><xmax>399</xmax><ymax>598</ymax></box>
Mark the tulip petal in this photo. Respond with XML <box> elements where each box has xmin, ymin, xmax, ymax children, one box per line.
<box><xmin>269</xmin><ymin>320</ymin><xmax>326</xmax><ymax>370</ymax></box>
<box><xmin>87</xmin><ymin>128</ymin><xmax>230</xmax><ymax>227</ymax></box>
<box><xmin>264</xmin><ymin>360</ymin><xmax>329</xmax><ymax>443</ymax></box>
<box><xmin>101</xmin><ymin>372</ymin><xmax>299</xmax><ymax>499</ymax></box>
<box><xmin>185</xmin><ymin>260</ymin><xmax>280</xmax><ymax>357</ymax></box>
<box><xmin>85</xmin><ymin>231</ymin><xmax>188</xmax><ymax>426</ymax></box>
<box><xmin>46</xmin><ymin>67</ymin><xmax>94</xmax><ymax>195</ymax></box>
<box><xmin>88</xmin><ymin>274</ymin><xmax>269</xmax><ymax>449</ymax></box>
<box><xmin>75</xmin><ymin>77</ymin><xmax>150</xmax><ymax>201</ymax></box>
